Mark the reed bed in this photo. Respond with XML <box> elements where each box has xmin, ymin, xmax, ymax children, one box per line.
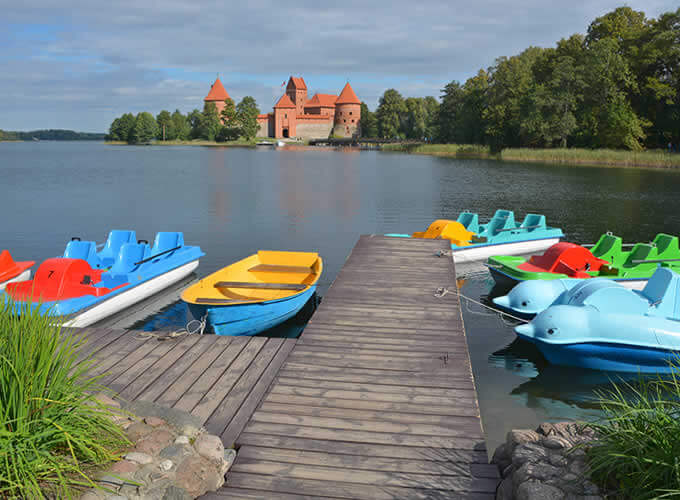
<box><xmin>501</xmin><ymin>148</ymin><xmax>680</xmax><ymax>169</ymax></box>
<box><xmin>0</xmin><ymin>300</ymin><xmax>129</xmax><ymax>499</ymax></box>
<box><xmin>587</xmin><ymin>372</ymin><xmax>680</xmax><ymax>498</ymax></box>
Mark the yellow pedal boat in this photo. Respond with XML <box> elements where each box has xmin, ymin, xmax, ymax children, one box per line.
<box><xmin>181</xmin><ymin>250</ymin><xmax>322</xmax><ymax>336</ymax></box>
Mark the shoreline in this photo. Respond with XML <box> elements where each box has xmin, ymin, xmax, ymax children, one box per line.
<box><xmin>382</xmin><ymin>143</ymin><xmax>680</xmax><ymax>170</ymax></box>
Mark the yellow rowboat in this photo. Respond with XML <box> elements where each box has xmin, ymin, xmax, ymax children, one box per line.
<box><xmin>181</xmin><ymin>251</ymin><xmax>322</xmax><ymax>336</ymax></box>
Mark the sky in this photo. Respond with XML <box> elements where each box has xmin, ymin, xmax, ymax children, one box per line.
<box><xmin>1</xmin><ymin>0</ymin><xmax>677</xmax><ymax>132</ymax></box>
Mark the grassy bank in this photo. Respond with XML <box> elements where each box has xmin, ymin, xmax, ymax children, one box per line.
<box><xmin>383</xmin><ymin>143</ymin><xmax>680</xmax><ymax>169</ymax></box>
<box><xmin>104</xmin><ymin>138</ymin><xmax>260</xmax><ymax>147</ymax></box>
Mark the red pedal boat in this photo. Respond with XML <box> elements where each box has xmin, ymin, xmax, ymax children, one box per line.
<box><xmin>0</xmin><ymin>250</ymin><xmax>34</xmax><ymax>291</ymax></box>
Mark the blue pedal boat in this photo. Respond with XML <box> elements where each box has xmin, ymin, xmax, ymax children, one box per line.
<box><xmin>4</xmin><ymin>230</ymin><xmax>204</xmax><ymax>327</ymax></box>
<box><xmin>514</xmin><ymin>267</ymin><xmax>680</xmax><ymax>373</ymax></box>
<box><xmin>386</xmin><ymin>209</ymin><xmax>564</xmax><ymax>263</ymax></box>
<box><xmin>181</xmin><ymin>251</ymin><xmax>322</xmax><ymax>336</ymax></box>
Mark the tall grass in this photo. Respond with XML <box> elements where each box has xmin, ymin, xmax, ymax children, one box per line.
<box><xmin>587</xmin><ymin>371</ymin><xmax>680</xmax><ymax>498</ymax></box>
<box><xmin>501</xmin><ymin>147</ymin><xmax>680</xmax><ymax>169</ymax></box>
<box><xmin>0</xmin><ymin>299</ymin><xmax>129</xmax><ymax>498</ymax></box>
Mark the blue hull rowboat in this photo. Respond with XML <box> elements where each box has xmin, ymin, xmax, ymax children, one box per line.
<box><xmin>181</xmin><ymin>251</ymin><xmax>322</xmax><ymax>336</ymax></box>
<box><xmin>4</xmin><ymin>230</ymin><xmax>204</xmax><ymax>327</ymax></box>
<box><xmin>386</xmin><ymin>209</ymin><xmax>564</xmax><ymax>263</ymax></box>
<box><xmin>515</xmin><ymin>268</ymin><xmax>680</xmax><ymax>373</ymax></box>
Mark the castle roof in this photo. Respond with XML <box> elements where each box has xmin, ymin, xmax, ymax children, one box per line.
<box><xmin>305</xmin><ymin>93</ymin><xmax>338</xmax><ymax>107</ymax></box>
<box><xmin>204</xmin><ymin>78</ymin><xmax>230</xmax><ymax>102</ymax></box>
<box><xmin>287</xmin><ymin>76</ymin><xmax>307</xmax><ymax>90</ymax></box>
<box><xmin>274</xmin><ymin>93</ymin><xmax>296</xmax><ymax>108</ymax></box>
<box><xmin>336</xmin><ymin>82</ymin><xmax>361</xmax><ymax>105</ymax></box>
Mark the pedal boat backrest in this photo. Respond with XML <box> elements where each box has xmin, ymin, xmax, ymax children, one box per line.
<box><xmin>109</xmin><ymin>242</ymin><xmax>150</xmax><ymax>275</ymax></box>
<box><xmin>63</xmin><ymin>240</ymin><xmax>102</xmax><ymax>269</ymax></box>
<box><xmin>523</xmin><ymin>242</ymin><xmax>608</xmax><ymax>277</ymax></box>
<box><xmin>652</xmin><ymin>233</ymin><xmax>680</xmax><ymax>260</ymax></box>
<box><xmin>640</xmin><ymin>268</ymin><xmax>680</xmax><ymax>319</ymax></box>
<box><xmin>480</xmin><ymin>210</ymin><xmax>516</xmax><ymax>237</ymax></box>
<box><xmin>412</xmin><ymin>220</ymin><xmax>473</xmax><ymax>246</ymax></box>
<box><xmin>98</xmin><ymin>230</ymin><xmax>137</xmax><ymax>267</ymax></box>
<box><xmin>590</xmin><ymin>233</ymin><xmax>624</xmax><ymax>266</ymax></box>
<box><xmin>151</xmin><ymin>232</ymin><xmax>185</xmax><ymax>257</ymax></box>
<box><xmin>619</xmin><ymin>243</ymin><xmax>658</xmax><ymax>274</ymax></box>
<box><xmin>456</xmin><ymin>212</ymin><xmax>479</xmax><ymax>234</ymax></box>
<box><xmin>519</xmin><ymin>214</ymin><xmax>546</xmax><ymax>233</ymax></box>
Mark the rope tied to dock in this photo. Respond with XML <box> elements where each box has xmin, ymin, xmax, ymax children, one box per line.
<box><xmin>433</xmin><ymin>286</ymin><xmax>530</xmax><ymax>324</ymax></box>
<box><xmin>134</xmin><ymin>314</ymin><xmax>207</xmax><ymax>341</ymax></box>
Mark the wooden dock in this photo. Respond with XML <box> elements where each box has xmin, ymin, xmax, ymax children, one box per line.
<box><xmin>78</xmin><ymin>235</ymin><xmax>498</xmax><ymax>498</ymax></box>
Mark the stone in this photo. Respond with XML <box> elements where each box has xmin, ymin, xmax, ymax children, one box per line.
<box><xmin>496</xmin><ymin>477</ymin><xmax>513</xmax><ymax>500</ymax></box>
<box><xmin>512</xmin><ymin>442</ymin><xmax>547</xmax><ymax>467</ymax></box>
<box><xmin>160</xmin><ymin>459</ymin><xmax>174</xmax><ymax>472</ymax></box>
<box><xmin>104</xmin><ymin>496</ymin><xmax>128</xmax><ymax>500</ymax></box>
<box><xmin>126</xmin><ymin>422</ymin><xmax>154</xmax><ymax>441</ymax></box>
<box><xmin>145</xmin><ymin>416</ymin><xmax>166</xmax><ymax>427</ymax></box>
<box><xmin>175</xmin><ymin>455</ymin><xmax>223</xmax><ymax>497</ymax></box>
<box><xmin>162</xmin><ymin>485</ymin><xmax>192</xmax><ymax>500</ymax></box>
<box><xmin>223</xmin><ymin>448</ymin><xmax>237</xmax><ymax>473</ymax></box>
<box><xmin>516</xmin><ymin>482</ymin><xmax>565</xmax><ymax>500</ymax></box>
<box><xmin>544</xmin><ymin>436</ymin><xmax>572</xmax><ymax>450</ymax></box>
<box><xmin>125</xmin><ymin>451</ymin><xmax>153</xmax><ymax>465</ymax></box>
<box><xmin>136</xmin><ymin>429</ymin><xmax>175</xmax><ymax>455</ymax></box>
<box><xmin>513</xmin><ymin>462</ymin><xmax>560</xmax><ymax>488</ymax></box>
<box><xmin>79</xmin><ymin>491</ymin><xmax>106</xmax><ymax>500</ymax></box>
<box><xmin>547</xmin><ymin>453</ymin><xmax>568</xmax><ymax>468</ymax></box>
<box><xmin>492</xmin><ymin>443</ymin><xmax>512</xmax><ymax>472</ymax></box>
<box><xmin>118</xmin><ymin>484</ymin><xmax>139</xmax><ymax>498</ymax></box>
<box><xmin>159</xmin><ymin>443</ymin><xmax>194</xmax><ymax>463</ymax></box>
<box><xmin>507</xmin><ymin>429</ymin><xmax>541</xmax><ymax>455</ymax></box>
<box><xmin>97</xmin><ymin>474</ymin><xmax>125</xmax><ymax>489</ymax></box>
<box><xmin>181</xmin><ymin>425</ymin><xmax>200</xmax><ymax>439</ymax></box>
<box><xmin>174</xmin><ymin>435</ymin><xmax>190</xmax><ymax>445</ymax></box>
<box><xmin>194</xmin><ymin>434</ymin><xmax>225</xmax><ymax>464</ymax></box>
<box><xmin>108</xmin><ymin>460</ymin><xmax>138</xmax><ymax>476</ymax></box>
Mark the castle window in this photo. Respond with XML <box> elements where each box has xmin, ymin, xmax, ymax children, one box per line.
<box><xmin>285</xmin><ymin>113</ymin><xmax>287</xmax><ymax>118</ymax></box>
<box><xmin>349</xmin><ymin>111</ymin><xmax>353</xmax><ymax>115</ymax></box>
<box><xmin>351</xmin><ymin>119</ymin><xmax>354</xmax><ymax>123</ymax></box>
<box><xmin>344</xmin><ymin>119</ymin><xmax>346</xmax><ymax>123</ymax></box>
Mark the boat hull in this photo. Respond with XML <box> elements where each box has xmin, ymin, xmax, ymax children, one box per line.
<box><xmin>453</xmin><ymin>237</ymin><xmax>560</xmax><ymax>264</ymax></box>
<box><xmin>62</xmin><ymin>260</ymin><xmax>199</xmax><ymax>327</ymax></box>
<box><xmin>0</xmin><ymin>269</ymin><xmax>31</xmax><ymax>291</ymax></box>
<box><xmin>520</xmin><ymin>337</ymin><xmax>680</xmax><ymax>373</ymax></box>
<box><xmin>189</xmin><ymin>286</ymin><xmax>316</xmax><ymax>336</ymax></box>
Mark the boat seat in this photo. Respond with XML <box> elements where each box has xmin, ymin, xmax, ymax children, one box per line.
<box><xmin>520</xmin><ymin>214</ymin><xmax>546</xmax><ymax>232</ymax></box>
<box><xmin>620</xmin><ymin>243</ymin><xmax>658</xmax><ymax>273</ymax></box>
<box><xmin>456</xmin><ymin>212</ymin><xmax>479</xmax><ymax>234</ymax></box>
<box><xmin>215</xmin><ymin>281</ymin><xmax>307</xmax><ymax>290</ymax></box>
<box><xmin>109</xmin><ymin>243</ymin><xmax>150</xmax><ymax>275</ymax></box>
<box><xmin>248</xmin><ymin>264</ymin><xmax>315</xmax><ymax>274</ymax></box>
<box><xmin>195</xmin><ymin>297</ymin><xmax>253</xmax><ymax>304</ymax></box>
<box><xmin>641</xmin><ymin>268</ymin><xmax>680</xmax><ymax>318</ymax></box>
<box><xmin>653</xmin><ymin>233</ymin><xmax>680</xmax><ymax>259</ymax></box>
<box><xmin>151</xmin><ymin>232</ymin><xmax>185</xmax><ymax>256</ymax></box>
<box><xmin>590</xmin><ymin>233</ymin><xmax>623</xmax><ymax>264</ymax></box>
<box><xmin>98</xmin><ymin>230</ymin><xmax>137</xmax><ymax>267</ymax></box>
<box><xmin>482</xmin><ymin>210</ymin><xmax>516</xmax><ymax>237</ymax></box>
<box><xmin>64</xmin><ymin>240</ymin><xmax>102</xmax><ymax>268</ymax></box>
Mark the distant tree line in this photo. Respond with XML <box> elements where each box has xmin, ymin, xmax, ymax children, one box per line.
<box><xmin>107</xmin><ymin>96</ymin><xmax>260</xmax><ymax>144</ymax></box>
<box><xmin>363</xmin><ymin>7</ymin><xmax>679</xmax><ymax>151</ymax></box>
<box><xmin>0</xmin><ymin>129</ymin><xmax>105</xmax><ymax>141</ymax></box>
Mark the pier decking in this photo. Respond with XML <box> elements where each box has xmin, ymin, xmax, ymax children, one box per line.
<box><xmin>79</xmin><ymin>235</ymin><xmax>498</xmax><ymax>498</ymax></box>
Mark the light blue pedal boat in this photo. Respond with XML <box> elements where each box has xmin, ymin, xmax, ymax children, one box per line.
<box><xmin>386</xmin><ymin>209</ymin><xmax>564</xmax><ymax>263</ymax></box>
<box><xmin>514</xmin><ymin>267</ymin><xmax>680</xmax><ymax>372</ymax></box>
<box><xmin>181</xmin><ymin>251</ymin><xmax>322</xmax><ymax>336</ymax></box>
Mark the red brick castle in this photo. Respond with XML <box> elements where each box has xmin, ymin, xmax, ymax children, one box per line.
<box><xmin>204</xmin><ymin>76</ymin><xmax>361</xmax><ymax>139</ymax></box>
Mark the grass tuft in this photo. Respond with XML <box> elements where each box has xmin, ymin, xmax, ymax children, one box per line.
<box><xmin>0</xmin><ymin>299</ymin><xmax>130</xmax><ymax>498</ymax></box>
<box><xmin>587</xmin><ymin>369</ymin><xmax>680</xmax><ymax>498</ymax></box>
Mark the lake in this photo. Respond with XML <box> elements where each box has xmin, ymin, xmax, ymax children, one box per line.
<box><xmin>2</xmin><ymin>140</ymin><xmax>680</xmax><ymax>452</ymax></box>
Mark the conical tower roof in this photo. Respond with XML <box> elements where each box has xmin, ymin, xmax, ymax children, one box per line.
<box><xmin>204</xmin><ymin>78</ymin><xmax>231</xmax><ymax>102</ymax></box>
<box><xmin>274</xmin><ymin>93</ymin><xmax>296</xmax><ymax>108</ymax></box>
<box><xmin>336</xmin><ymin>82</ymin><xmax>360</xmax><ymax>105</ymax></box>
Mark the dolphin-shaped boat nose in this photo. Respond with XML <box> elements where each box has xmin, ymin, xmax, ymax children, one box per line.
<box><xmin>515</xmin><ymin>323</ymin><xmax>534</xmax><ymax>337</ymax></box>
<box><xmin>493</xmin><ymin>295</ymin><xmax>510</xmax><ymax>308</ymax></box>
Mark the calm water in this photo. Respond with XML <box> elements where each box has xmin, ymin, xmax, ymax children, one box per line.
<box><xmin>2</xmin><ymin>141</ymin><xmax>680</xmax><ymax>451</ymax></box>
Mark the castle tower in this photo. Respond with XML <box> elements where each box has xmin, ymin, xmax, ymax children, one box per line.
<box><xmin>333</xmin><ymin>82</ymin><xmax>361</xmax><ymax>137</ymax></box>
<box><xmin>285</xmin><ymin>77</ymin><xmax>307</xmax><ymax>117</ymax></box>
<box><xmin>274</xmin><ymin>93</ymin><xmax>297</xmax><ymax>138</ymax></box>
<box><xmin>204</xmin><ymin>77</ymin><xmax>231</xmax><ymax>116</ymax></box>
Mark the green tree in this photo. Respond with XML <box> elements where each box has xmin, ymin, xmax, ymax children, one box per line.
<box><xmin>108</xmin><ymin>113</ymin><xmax>135</xmax><ymax>142</ymax></box>
<box><xmin>187</xmin><ymin>109</ymin><xmax>202</xmax><ymax>139</ymax></box>
<box><xmin>129</xmin><ymin>112</ymin><xmax>158</xmax><ymax>144</ymax></box>
<box><xmin>359</xmin><ymin>102</ymin><xmax>377</xmax><ymax>137</ymax></box>
<box><xmin>156</xmin><ymin>110</ymin><xmax>173</xmax><ymax>140</ymax></box>
<box><xmin>437</xmin><ymin>81</ymin><xmax>464</xmax><ymax>143</ymax></box>
<box><xmin>197</xmin><ymin>102</ymin><xmax>221</xmax><ymax>141</ymax></box>
<box><xmin>171</xmin><ymin>110</ymin><xmax>191</xmax><ymax>141</ymax></box>
<box><xmin>376</xmin><ymin>89</ymin><xmax>407</xmax><ymax>139</ymax></box>
<box><xmin>422</xmin><ymin>96</ymin><xmax>439</xmax><ymax>141</ymax></box>
<box><xmin>402</xmin><ymin>97</ymin><xmax>427</xmax><ymax>139</ymax></box>
<box><xmin>235</xmin><ymin>96</ymin><xmax>260</xmax><ymax>140</ymax></box>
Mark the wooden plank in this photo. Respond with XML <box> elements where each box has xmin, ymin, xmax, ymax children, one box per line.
<box><xmin>298</xmin><ymin>337</ymin><xmax>465</xmax><ymax>353</ymax></box>
<box><xmin>117</xmin><ymin>334</ymin><xmax>203</xmax><ymax>401</ymax></box>
<box><xmin>235</xmin><ymin>434</ymin><xmax>490</xmax><ymax>463</ymax></box>
<box><xmin>188</xmin><ymin>337</ymin><xmax>267</xmax><ymax>422</ymax></box>
<box><xmin>231</xmin><ymin>459</ymin><xmax>499</xmax><ymax>492</ymax></box>
<box><xmin>293</xmin><ymin>345</ymin><xmax>469</xmax><ymax>360</ymax></box>
<box><xmin>225</xmin><ymin>472</ymin><xmax>494</xmax><ymax>500</ymax></box>
<box><xmin>87</xmin><ymin>334</ymin><xmax>151</xmax><ymax>378</ymax></box>
<box><xmin>208</xmin><ymin>487</ymin><xmax>342</xmax><ymax>499</ymax></box>
<box><xmin>275</xmin><ymin>377</ymin><xmax>476</xmax><ymax>398</ymax></box>
<box><xmin>155</xmin><ymin>336</ymin><xmax>234</xmax><ymax>407</ymax></box>
<box><xmin>215</xmin><ymin>281</ymin><xmax>307</xmax><ymax>291</ymax></box>
<box><xmin>106</xmin><ymin>339</ymin><xmax>178</xmax><ymax>394</ymax></box>
<box><xmin>203</xmin><ymin>338</ymin><xmax>284</xmax><ymax>434</ymax></box>
<box><xmin>285</xmin><ymin>352</ymin><xmax>465</xmax><ymax>372</ymax></box>
<box><xmin>220</xmin><ymin>338</ymin><xmax>297</xmax><ymax>447</ymax></box>
<box><xmin>75</xmin><ymin>328</ymin><xmax>127</xmax><ymax>363</ymax></box>
<box><xmin>249</xmin><ymin>264</ymin><xmax>314</xmax><ymax>273</ymax></box>
<box><xmin>136</xmin><ymin>334</ymin><xmax>217</xmax><ymax>403</ymax></box>
<box><xmin>236</xmin><ymin>447</ymin><xmax>499</xmax><ymax>478</ymax></box>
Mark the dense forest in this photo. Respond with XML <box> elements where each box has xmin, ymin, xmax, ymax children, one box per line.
<box><xmin>364</xmin><ymin>6</ymin><xmax>679</xmax><ymax>151</ymax></box>
<box><xmin>0</xmin><ymin>129</ymin><xmax>105</xmax><ymax>141</ymax></box>
<box><xmin>107</xmin><ymin>97</ymin><xmax>260</xmax><ymax>144</ymax></box>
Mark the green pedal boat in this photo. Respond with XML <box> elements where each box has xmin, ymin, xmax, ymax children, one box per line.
<box><xmin>487</xmin><ymin>232</ymin><xmax>680</xmax><ymax>290</ymax></box>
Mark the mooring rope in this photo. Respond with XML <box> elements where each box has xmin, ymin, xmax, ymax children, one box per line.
<box><xmin>433</xmin><ymin>286</ymin><xmax>530</xmax><ymax>324</ymax></box>
<box><xmin>134</xmin><ymin>314</ymin><xmax>207</xmax><ymax>341</ymax></box>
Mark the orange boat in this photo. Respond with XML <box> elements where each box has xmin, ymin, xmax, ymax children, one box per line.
<box><xmin>0</xmin><ymin>250</ymin><xmax>34</xmax><ymax>291</ymax></box>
